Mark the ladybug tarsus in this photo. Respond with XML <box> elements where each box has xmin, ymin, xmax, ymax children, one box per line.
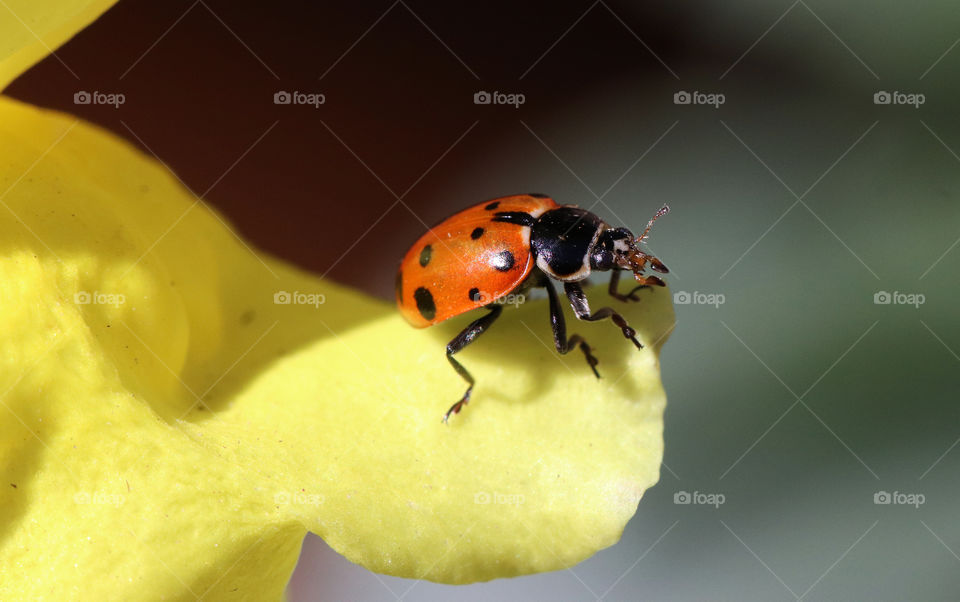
<box><xmin>564</xmin><ymin>281</ymin><xmax>644</xmax><ymax>351</ymax></box>
<box><xmin>608</xmin><ymin>269</ymin><xmax>653</xmax><ymax>302</ymax></box>
<box><xmin>442</xmin><ymin>305</ymin><xmax>502</xmax><ymax>424</ymax></box>
<box><xmin>614</xmin><ymin>285</ymin><xmax>649</xmax><ymax>302</ymax></box>
<box><xmin>442</xmin><ymin>395</ymin><xmax>470</xmax><ymax>424</ymax></box>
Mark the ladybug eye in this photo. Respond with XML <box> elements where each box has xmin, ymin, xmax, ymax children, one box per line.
<box><xmin>590</xmin><ymin>249</ymin><xmax>614</xmax><ymax>271</ymax></box>
<box><xmin>590</xmin><ymin>234</ymin><xmax>617</xmax><ymax>271</ymax></box>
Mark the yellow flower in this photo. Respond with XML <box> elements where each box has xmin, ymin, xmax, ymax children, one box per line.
<box><xmin>0</xmin><ymin>1</ymin><xmax>673</xmax><ymax>598</ymax></box>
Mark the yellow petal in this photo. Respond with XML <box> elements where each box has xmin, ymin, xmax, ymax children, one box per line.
<box><xmin>0</xmin><ymin>0</ymin><xmax>117</xmax><ymax>91</ymax></box>
<box><xmin>208</xmin><ymin>287</ymin><xmax>673</xmax><ymax>584</ymax></box>
<box><xmin>0</xmin><ymin>90</ymin><xmax>672</xmax><ymax>598</ymax></box>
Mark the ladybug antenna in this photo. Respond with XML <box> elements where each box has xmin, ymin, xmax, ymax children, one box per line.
<box><xmin>624</xmin><ymin>205</ymin><xmax>670</xmax><ymax>284</ymax></box>
<box><xmin>636</xmin><ymin>204</ymin><xmax>669</xmax><ymax>244</ymax></box>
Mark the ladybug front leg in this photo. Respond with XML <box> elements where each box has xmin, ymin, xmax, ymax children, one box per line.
<box><xmin>543</xmin><ymin>278</ymin><xmax>601</xmax><ymax>378</ymax></box>
<box><xmin>608</xmin><ymin>269</ymin><xmax>652</xmax><ymax>302</ymax></box>
<box><xmin>564</xmin><ymin>281</ymin><xmax>643</xmax><ymax>350</ymax></box>
<box><xmin>443</xmin><ymin>304</ymin><xmax>502</xmax><ymax>423</ymax></box>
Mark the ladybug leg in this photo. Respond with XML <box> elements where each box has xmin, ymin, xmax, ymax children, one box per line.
<box><xmin>443</xmin><ymin>304</ymin><xmax>502</xmax><ymax>423</ymax></box>
<box><xmin>608</xmin><ymin>269</ymin><xmax>651</xmax><ymax>302</ymax></box>
<box><xmin>543</xmin><ymin>278</ymin><xmax>601</xmax><ymax>378</ymax></box>
<box><xmin>564</xmin><ymin>281</ymin><xmax>643</xmax><ymax>350</ymax></box>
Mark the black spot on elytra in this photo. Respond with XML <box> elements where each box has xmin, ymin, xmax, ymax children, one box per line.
<box><xmin>419</xmin><ymin>245</ymin><xmax>432</xmax><ymax>267</ymax></box>
<box><xmin>484</xmin><ymin>201</ymin><xmax>500</xmax><ymax>210</ymax></box>
<box><xmin>395</xmin><ymin>271</ymin><xmax>403</xmax><ymax>301</ymax></box>
<box><xmin>414</xmin><ymin>287</ymin><xmax>436</xmax><ymax>320</ymax></box>
<box><xmin>470</xmin><ymin>227</ymin><xmax>484</xmax><ymax>240</ymax></box>
<box><xmin>528</xmin><ymin>193</ymin><xmax>549</xmax><ymax>198</ymax></box>
<box><xmin>468</xmin><ymin>287</ymin><xmax>481</xmax><ymax>301</ymax></box>
<box><xmin>490</xmin><ymin>250</ymin><xmax>515</xmax><ymax>272</ymax></box>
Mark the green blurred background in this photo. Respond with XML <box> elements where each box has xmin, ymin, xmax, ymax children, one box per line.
<box><xmin>10</xmin><ymin>1</ymin><xmax>960</xmax><ymax>599</ymax></box>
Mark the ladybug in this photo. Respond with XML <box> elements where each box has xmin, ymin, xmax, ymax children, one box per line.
<box><xmin>396</xmin><ymin>194</ymin><xmax>669</xmax><ymax>422</ymax></box>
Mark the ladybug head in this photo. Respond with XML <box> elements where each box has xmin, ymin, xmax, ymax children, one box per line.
<box><xmin>590</xmin><ymin>205</ymin><xmax>669</xmax><ymax>285</ymax></box>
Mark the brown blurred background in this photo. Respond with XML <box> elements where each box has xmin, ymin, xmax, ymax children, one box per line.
<box><xmin>8</xmin><ymin>0</ymin><xmax>703</xmax><ymax>299</ymax></box>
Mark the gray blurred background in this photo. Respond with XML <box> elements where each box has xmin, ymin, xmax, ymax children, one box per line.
<box><xmin>10</xmin><ymin>1</ymin><xmax>960</xmax><ymax>599</ymax></box>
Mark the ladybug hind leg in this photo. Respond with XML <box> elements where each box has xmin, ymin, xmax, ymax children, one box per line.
<box><xmin>564</xmin><ymin>281</ymin><xmax>643</xmax><ymax>350</ymax></box>
<box><xmin>443</xmin><ymin>304</ymin><xmax>502</xmax><ymax>423</ymax></box>
<box><xmin>542</xmin><ymin>278</ymin><xmax>601</xmax><ymax>378</ymax></box>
